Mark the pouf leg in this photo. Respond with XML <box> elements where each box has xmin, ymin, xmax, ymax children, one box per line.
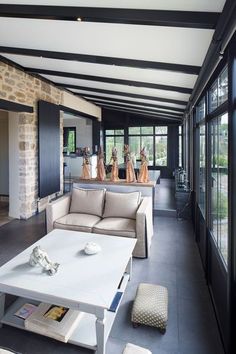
<box><xmin>131</xmin><ymin>283</ymin><xmax>168</xmax><ymax>333</ymax></box>
<box><xmin>159</xmin><ymin>328</ymin><xmax>166</xmax><ymax>335</ymax></box>
<box><xmin>132</xmin><ymin>322</ymin><xmax>141</xmax><ymax>328</ymax></box>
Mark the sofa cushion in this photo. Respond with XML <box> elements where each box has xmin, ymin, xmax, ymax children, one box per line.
<box><xmin>70</xmin><ymin>188</ymin><xmax>106</xmax><ymax>217</ymax></box>
<box><xmin>54</xmin><ymin>213</ymin><xmax>101</xmax><ymax>233</ymax></box>
<box><xmin>103</xmin><ymin>191</ymin><xmax>141</xmax><ymax>219</ymax></box>
<box><xmin>93</xmin><ymin>217</ymin><xmax>136</xmax><ymax>238</ymax></box>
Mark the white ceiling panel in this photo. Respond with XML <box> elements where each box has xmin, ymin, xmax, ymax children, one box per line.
<box><xmin>98</xmin><ymin>104</ymin><xmax>182</xmax><ymax>118</ymax></box>
<box><xmin>69</xmin><ymin>90</ymin><xmax>186</xmax><ymax>108</ymax></box>
<box><xmin>0</xmin><ymin>54</ymin><xmax>198</xmax><ymax>88</ymax></box>
<box><xmin>99</xmin><ymin>107</ymin><xmax>183</xmax><ymax>119</ymax></box>
<box><xmin>0</xmin><ymin>18</ymin><xmax>214</xmax><ymax>66</ymax></box>
<box><xmin>41</xmin><ymin>75</ymin><xmax>190</xmax><ymax>101</ymax></box>
<box><xmin>91</xmin><ymin>99</ymin><xmax>184</xmax><ymax>114</ymax></box>
<box><xmin>0</xmin><ymin>0</ymin><xmax>226</xmax><ymax>12</ymax></box>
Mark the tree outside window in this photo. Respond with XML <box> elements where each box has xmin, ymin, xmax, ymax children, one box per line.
<box><xmin>63</xmin><ymin>127</ymin><xmax>76</xmax><ymax>154</ymax></box>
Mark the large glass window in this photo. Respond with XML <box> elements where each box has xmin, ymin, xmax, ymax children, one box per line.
<box><xmin>128</xmin><ymin>127</ymin><xmax>154</xmax><ymax>166</ymax></box>
<box><xmin>218</xmin><ymin>66</ymin><xmax>228</xmax><ymax>106</ymax></box>
<box><xmin>129</xmin><ymin>136</ymin><xmax>140</xmax><ymax>159</ymax></box>
<box><xmin>179</xmin><ymin>126</ymin><xmax>182</xmax><ymax>167</ymax></box>
<box><xmin>199</xmin><ymin>124</ymin><xmax>206</xmax><ymax>215</ymax></box>
<box><xmin>105</xmin><ymin>129</ymin><xmax>124</xmax><ymax>164</ymax></box>
<box><xmin>196</xmin><ymin>97</ymin><xmax>205</xmax><ymax>123</ymax></box>
<box><xmin>155</xmin><ymin>127</ymin><xmax>168</xmax><ymax>166</ymax></box>
<box><xmin>209</xmin><ymin>80</ymin><xmax>218</xmax><ymax>113</ymax></box>
<box><xmin>209</xmin><ymin>66</ymin><xmax>228</xmax><ymax>112</ymax></box>
<box><xmin>210</xmin><ymin>113</ymin><xmax>228</xmax><ymax>265</ymax></box>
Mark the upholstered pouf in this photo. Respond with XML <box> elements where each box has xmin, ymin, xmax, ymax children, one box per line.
<box><xmin>123</xmin><ymin>343</ymin><xmax>152</xmax><ymax>354</ymax></box>
<box><xmin>131</xmin><ymin>283</ymin><xmax>168</xmax><ymax>334</ymax></box>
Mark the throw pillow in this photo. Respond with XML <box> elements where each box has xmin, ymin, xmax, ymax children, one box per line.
<box><xmin>70</xmin><ymin>188</ymin><xmax>106</xmax><ymax>217</ymax></box>
<box><xmin>103</xmin><ymin>191</ymin><xmax>141</xmax><ymax>220</ymax></box>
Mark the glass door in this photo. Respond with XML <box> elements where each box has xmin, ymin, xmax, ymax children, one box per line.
<box><xmin>210</xmin><ymin>113</ymin><xmax>228</xmax><ymax>266</ymax></box>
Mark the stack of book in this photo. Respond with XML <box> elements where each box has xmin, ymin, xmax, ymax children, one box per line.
<box><xmin>15</xmin><ymin>303</ymin><xmax>83</xmax><ymax>343</ymax></box>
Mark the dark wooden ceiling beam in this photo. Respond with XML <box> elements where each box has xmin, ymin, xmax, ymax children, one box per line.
<box><xmin>60</xmin><ymin>83</ymin><xmax>187</xmax><ymax>106</ymax></box>
<box><xmin>0</xmin><ymin>47</ymin><xmax>200</xmax><ymax>75</ymax></box>
<box><xmin>102</xmin><ymin>105</ymin><xmax>182</xmax><ymax>121</ymax></box>
<box><xmin>0</xmin><ymin>5</ymin><xmax>219</xmax><ymax>29</ymax></box>
<box><xmin>27</xmin><ymin>67</ymin><xmax>192</xmax><ymax>94</ymax></box>
<box><xmin>79</xmin><ymin>93</ymin><xmax>185</xmax><ymax>112</ymax></box>
<box><xmin>0</xmin><ymin>99</ymin><xmax>33</xmax><ymax>113</ymax></box>
<box><xmin>94</xmin><ymin>101</ymin><xmax>183</xmax><ymax>117</ymax></box>
<box><xmin>101</xmin><ymin>105</ymin><xmax>182</xmax><ymax>120</ymax></box>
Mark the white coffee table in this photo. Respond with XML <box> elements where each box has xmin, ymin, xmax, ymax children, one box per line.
<box><xmin>0</xmin><ymin>229</ymin><xmax>136</xmax><ymax>354</ymax></box>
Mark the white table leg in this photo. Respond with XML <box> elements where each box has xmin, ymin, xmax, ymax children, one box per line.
<box><xmin>0</xmin><ymin>292</ymin><xmax>5</xmax><ymax>328</ymax></box>
<box><xmin>126</xmin><ymin>257</ymin><xmax>132</xmax><ymax>281</ymax></box>
<box><xmin>95</xmin><ymin>308</ymin><xmax>106</xmax><ymax>354</ymax></box>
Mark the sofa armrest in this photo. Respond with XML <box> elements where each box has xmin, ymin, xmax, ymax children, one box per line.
<box><xmin>46</xmin><ymin>194</ymin><xmax>71</xmax><ymax>233</ymax></box>
<box><xmin>135</xmin><ymin>197</ymin><xmax>153</xmax><ymax>258</ymax></box>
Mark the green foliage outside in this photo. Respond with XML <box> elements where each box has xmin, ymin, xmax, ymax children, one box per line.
<box><xmin>212</xmin><ymin>190</ymin><xmax>228</xmax><ymax>220</ymax></box>
<box><xmin>156</xmin><ymin>139</ymin><xmax>167</xmax><ymax>166</ymax></box>
<box><xmin>213</xmin><ymin>155</ymin><xmax>228</xmax><ymax>168</ymax></box>
<box><xmin>67</xmin><ymin>131</ymin><xmax>75</xmax><ymax>153</ymax></box>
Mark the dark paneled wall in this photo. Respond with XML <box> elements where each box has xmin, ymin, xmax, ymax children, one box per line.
<box><xmin>102</xmin><ymin>108</ymin><xmax>180</xmax><ymax>178</ymax></box>
<box><xmin>92</xmin><ymin>119</ymin><xmax>101</xmax><ymax>153</ymax></box>
<box><xmin>38</xmin><ymin>100</ymin><xmax>60</xmax><ymax>198</ymax></box>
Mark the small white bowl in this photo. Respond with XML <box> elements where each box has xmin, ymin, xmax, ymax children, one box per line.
<box><xmin>84</xmin><ymin>242</ymin><xmax>101</xmax><ymax>255</ymax></box>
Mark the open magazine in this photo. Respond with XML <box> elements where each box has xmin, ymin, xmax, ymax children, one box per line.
<box><xmin>24</xmin><ymin>303</ymin><xmax>83</xmax><ymax>343</ymax></box>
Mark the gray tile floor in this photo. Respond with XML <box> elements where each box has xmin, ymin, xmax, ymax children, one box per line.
<box><xmin>0</xmin><ymin>201</ymin><xmax>12</xmax><ymax>227</ymax></box>
<box><xmin>0</xmin><ymin>212</ymin><xmax>224</xmax><ymax>354</ymax></box>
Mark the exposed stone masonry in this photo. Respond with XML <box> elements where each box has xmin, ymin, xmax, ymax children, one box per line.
<box><xmin>0</xmin><ymin>61</ymin><xmax>63</xmax><ymax>219</ymax></box>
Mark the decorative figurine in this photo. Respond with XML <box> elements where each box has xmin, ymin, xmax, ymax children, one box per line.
<box><xmin>124</xmin><ymin>144</ymin><xmax>136</xmax><ymax>183</ymax></box>
<box><xmin>81</xmin><ymin>147</ymin><xmax>91</xmax><ymax>179</ymax></box>
<box><xmin>109</xmin><ymin>147</ymin><xmax>119</xmax><ymax>182</ymax></box>
<box><xmin>138</xmin><ymin>147</ymin><xmax>149</xmax><ymax>183</ymax></box>
<box><xmin>29</xmin><ymin>246</ymin><xmax>60</xmax><ymax>276</ymax></box>
<box><xmin>96</xmin><ymin>146</ymin><xmax>106</xmax><ymax>181</ymax></box>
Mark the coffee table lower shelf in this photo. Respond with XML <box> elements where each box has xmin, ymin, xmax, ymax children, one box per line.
<box><xmin>1</xmin><ymin>273</ymin><xmax>129</xmax><ymax>351</ymax></box>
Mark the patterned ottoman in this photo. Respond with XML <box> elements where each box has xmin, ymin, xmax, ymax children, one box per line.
<box><xmin>123</xmin><ymin>343</ymin><xmax>152</xmax><ymax>354</ymax></box>
<box><xmin>131</xmin><ymin>283</ymin><xmax>168</xmax><ymax>334</ymax></box>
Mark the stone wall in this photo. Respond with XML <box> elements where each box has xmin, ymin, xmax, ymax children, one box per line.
<box><xmin>0</xmin><ymin>61</ymin><xmax>63</xmax><ymax>218</ymax></box>
<box><xmin>0</xmin><ymin>60</ymin><xmax>99</xmax><ymax>219</ymax></box>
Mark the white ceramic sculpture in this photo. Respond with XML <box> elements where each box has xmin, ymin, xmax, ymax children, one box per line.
<box><xmin>29</xmin><ymin>245</ymin><xmax>60</xmax><ymax>275</ymax></box>
<box><xmin>84</xmin><ymin>242</ymin><xmax>101</xmax><ymax>255</ymax></box>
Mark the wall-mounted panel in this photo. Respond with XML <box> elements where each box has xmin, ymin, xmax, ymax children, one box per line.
<box><xmin>38</xmin><ymin>100</ymin><xmax>60</xmax><ymax>198</ymax></box>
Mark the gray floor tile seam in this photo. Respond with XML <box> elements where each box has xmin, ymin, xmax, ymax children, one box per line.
<box><xmin>133</xmin><ymin>257</ymin><xmax>178</xmax><ymax>267</ymax></box>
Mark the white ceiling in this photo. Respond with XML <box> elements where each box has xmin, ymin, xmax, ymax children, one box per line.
<box><xmin>71</xmin><ymin>91</ymin><xmax>187</xmax><ymax>109</ymax></box>
<box><xmin>0</xmin><ymin>18</ymin><xmax>214</xmax><ymax>65</ymax></box>
<box><xmin>1</xmin><ymin>54</ymin><xmax>198</xmax><ymax>88</ymax></box>
<box><xmin>0</xmin><ymin>0</ymin><xmax>226</xmax><ymax>12</ymax></box>
<box><xmin>40</xmin><ymin>74</ymin><xmax>190</xmax><ymax>102</ymax></box>
<box><xmin>0</xmin><ymin>0</ymin><xmax>227</xmax><ymax>122</ymax></box>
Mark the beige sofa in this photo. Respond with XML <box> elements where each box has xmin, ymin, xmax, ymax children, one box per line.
<box><xmin>46</xmin><ymin>188</ymin><xmax>153</xmax><ymax>258</ymax></box>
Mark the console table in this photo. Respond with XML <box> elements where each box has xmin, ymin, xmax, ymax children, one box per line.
<box><xmin>175</xmin><ymin>183</ymin><xmax>191</xmax><ymax>219</ymax></box>
<box><xmin>118</xmin><ymin>164</ymin><xmax>160</xmax><ymax>184</ymax></box>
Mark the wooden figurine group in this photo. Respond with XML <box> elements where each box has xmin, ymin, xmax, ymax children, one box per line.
<box><xmin>81</xmin><ymin>145</ymin><xmax>149</xmax><ymax>183</ymax></box>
